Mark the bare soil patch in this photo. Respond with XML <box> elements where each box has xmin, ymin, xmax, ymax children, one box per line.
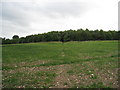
<box><xmin>2</xmin><ymin>59</ymin><xmax>118</xmax><ymax>88</ymax></box>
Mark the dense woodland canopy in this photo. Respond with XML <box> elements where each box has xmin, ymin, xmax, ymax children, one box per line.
<box><xmin>1</xmin><ymin>29</ymin><xmax>119</xmax><ymax>44</ymax></box>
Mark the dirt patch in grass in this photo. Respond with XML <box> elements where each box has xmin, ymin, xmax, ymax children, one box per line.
<box><xmin>52</xmin><ymin>61</ymin><xmax>118</xmax><ymax>88</ymax></box>
<box><xmin>2</xmin><ymin>59</ymin><xmax>118</xmax><ymax>88</ymax></box>
<box><xmin>2</xmin><ymin>60</ymin><xmax>50</xmax><ymax>70</ymax></box>
<box><xmin>80</xmin><ymin>61</ymin><xmax>118</xmax><ymax>88</ymax></box>
<box><xmin>52</xmin><ymin>64</ymin><xmax>72</xmax><ymax>88</ymax></box>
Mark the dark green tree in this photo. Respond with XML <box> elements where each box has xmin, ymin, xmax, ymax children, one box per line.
<box><xmin>12</xmin><ymin>35</ymin><xmax>19</xmax><ymax>39</ymax></box>
<box><xmin>12</xmin><ymin>35</ymin><xmax>19</xmax><ymax>44</ymax></box>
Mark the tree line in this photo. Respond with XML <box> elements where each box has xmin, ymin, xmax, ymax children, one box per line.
<box><xmin>2</xmin><ymin>29</ymin><xmax>119</xmax><ymax>44</ymax></box>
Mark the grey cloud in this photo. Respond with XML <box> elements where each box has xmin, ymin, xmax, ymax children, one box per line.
<box><xmin>1</xmin><ymin>1</ymin><xmax>90</xmax><ymax>38</ymax></box>
<box><xmin>2</xmin><ymin>20</ymin><xmax>30</xmax><ymax>39</ymax></box>
<box><xmin>1</xmin><ymin>2</ymin><xmax>34</xmax><ymax>38</ymax></box>
<box><xmin>2</xmin><ymin>2</ymin><xmax>31</xmax><ymax>26</ymax></box>
<box><xmin>2</xmin><ymin>1</ymin><xmax>88</xmax><ymax>25</ymax></box>
<box><xmin>36</xmin><ymin>2</ymin><xmax>88</xmax><ymax>18</ymax></box>
<box><xmin>48</xmin><ymin>2</ymin><xmax>86</xmax><ymax>16</ymax></box>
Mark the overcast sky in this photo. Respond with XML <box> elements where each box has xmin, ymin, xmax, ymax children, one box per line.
<box><xmin>1</xmin><ymin>0</ymin><xmax>119</xmax><ymax>39</ymax></box>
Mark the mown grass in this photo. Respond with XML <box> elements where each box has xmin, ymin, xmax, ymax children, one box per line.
<box><xmin>2</xmin><ymin>40</ymin><xmax>118</xmax><ymax>88</ymax></box>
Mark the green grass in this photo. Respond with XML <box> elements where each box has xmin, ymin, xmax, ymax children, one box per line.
<box><xmin>2</xmin><ymin>41</ymin><xmax>118</xmax><ymax>64</ymax></box>
<box><xmin>2</xmin><ymin>40</ymin><xmax>118</xmax><ymax>88</ymax></box>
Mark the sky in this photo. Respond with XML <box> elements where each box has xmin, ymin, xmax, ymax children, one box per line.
<box><xmin>0</xmin><ymin>0</ymin><xmax>119</xmax><ymax>39</ymax></box>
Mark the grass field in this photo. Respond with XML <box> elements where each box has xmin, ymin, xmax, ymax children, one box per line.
<box><xmin>2</xmin><ymin>40</ymin><xmax>118</xmax><ymax>88</ymax></box>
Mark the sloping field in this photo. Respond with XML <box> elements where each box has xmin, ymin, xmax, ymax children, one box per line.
<box><xmin>2</xmin><ymin>41</ymin><xmax>118</xmax><ymax>88</ymax></box>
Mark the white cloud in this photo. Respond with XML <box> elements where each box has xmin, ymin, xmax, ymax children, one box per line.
<box><xmin>1</xmin><ymin>0</ymin><xmax>119</xmax><ymax>39</ymax></box>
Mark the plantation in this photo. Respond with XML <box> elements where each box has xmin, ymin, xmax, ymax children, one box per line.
<box><xmin>2</xmin><ymin>40</ymin><xmax>118</xmax><ymax>88</ymax></box>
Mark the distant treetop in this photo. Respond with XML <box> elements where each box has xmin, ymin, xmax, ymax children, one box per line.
<box><xmin>12</xmin><ymin>35</ymin><xmax>19</xmax><ymax>39</ymax></box>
